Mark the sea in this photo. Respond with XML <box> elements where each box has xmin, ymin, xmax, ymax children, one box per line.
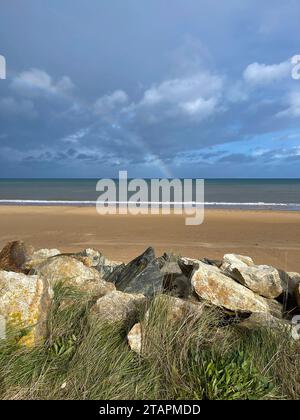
<box><xmin>0</xmin><ymin>178</ymin><xmax>300</xmax><ymax>211</ymax></box>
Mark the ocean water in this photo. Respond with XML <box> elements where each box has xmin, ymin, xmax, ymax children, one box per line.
<box><xmin>0</xmin><ymin>179</ymin><xmax>300</xmax><ymax>210</ymax></box>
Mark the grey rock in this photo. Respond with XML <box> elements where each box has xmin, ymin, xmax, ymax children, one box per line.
<box><xmin>24</xmin><ymin>248</ymin><xmax>61</xmax><ymax>271</ymax></box>
<box><xmin>191</xmin><ymin>260</ymin><xmax>270</xmax><ymax>313</ymax></box>
<box><xmin>91</xmin><ymin>290</ymin><xmax>146</xmax><ymax>323</ymax></box>
<box><xmin>221</xmin><ymin>254</ymin><xmax>283</xmax><ymax>299</ymax></box>
<box><xmin>123</xmin><ymin>259</ymin><xmax>163</xmax><ymax>296</ymax></box>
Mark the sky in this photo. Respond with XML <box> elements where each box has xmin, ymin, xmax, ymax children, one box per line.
<box><xmin>0</xmin><ymin>0</ymin><xmax>300</xmax><ymax>178</ymax></box>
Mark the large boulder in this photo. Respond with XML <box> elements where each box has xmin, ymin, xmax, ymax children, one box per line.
<box><xmin>113</xmin><ymin>247</ymin><xmax>156</xmax><ymax>290</ymax></box>
<box><xmin>0</xmin><ymin>241</ymin><xmax>34</xmax><ymax>273</ymax></box>
<box><xmin>32</xmin><ymin>255</ymin><xmax>115</xmax><ymax>295</ymax></box>
<box><xmin>0</xmin><ymin>271</ymin><xmax>53</xmax><ymax>346</ymax></box>
<box><xmin>191</xmin><ymin>261</ymin><xmax>270</xmax><ymax>313</ymax></box>
<box><xmin>90</xmin><ymin>291</ymin><xmax>146</xmax><ymax>323</ymax></box>
<box><xmin>114</xmin><ymin>250</ymin><xmax>192</xmax><ymax>298</ymax></box>
<box><xmin>110</xmin><ymin>247</ymin><xmax>167</xmax><ymax>297</ymax></box>
<box><xmin>122</xmin><ymin>259</ymin><xmax>163</xmax><ymax>296</ymax></box>
<box><xmin>221</xmin><ymin>254</ymin><xmax>283</xmax><ymax>299</ymax></box>
<box><xmin>24</xmin><ymin>248</ymin><xmax>61</xmax><ymax>271</ymax></box>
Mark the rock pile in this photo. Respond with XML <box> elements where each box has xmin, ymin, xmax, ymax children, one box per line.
<box><xmin>0</xmin><ymin>241</ymin><xmax>299</xmax><ymax>351</ymax></box>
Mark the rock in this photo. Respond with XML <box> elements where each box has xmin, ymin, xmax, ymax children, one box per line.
<box><xmin>223</xmin><ymin>254</ymin><xmax>254</xmax><ymax>267</ymax></box>
<box><xmin>72</xmin><ymin>248</ymin><xmax>102</xmax><ymax>267</ymax></box>
<box><xmin>32</xmin><ymin>255</ymin><xmax>115</xmax><ymax>295</ymax></box>
<box><xmin>127</xmin><ymin>322</ymin><xmax>142</xmax><ymax>354</ymax></box>
<box><xmin>50</xmin><ymin>249</ymin><xmax>124</xmax><ymax>280</ymax></box>
<box><xmin>200</xmin><ymin>258</ymin><xmax>223</xmax><ymax>268</ymax></box>
<box><xmin>109</xmin><ymin>247</ymin><xmax>164</xmax><ymax>296</ymax></box>
<box><xmin>24</xmin><ymin>248</ymin><xmax>61</xmax><ymax>271</ymax></box>
<box><xmin>33</xmin><ymin>255</ymin><xmax>100</xmax><ymax>284</ymax></box>
<box><xmin>123</xmin><ymin>259</ymin><xmax>163</xmax><ymax>297</ymax></box>
<box><xmin>0</xmin><ymin>271</ymin><xmax>53</xmax><ymax>346</ymax></box>
<box><xmin>221</xmin><ymin>254</ymin><xmax>283</xmax><ymax>299</ymax></box>
<box><xmin>238</xmin><ymin>312</ymin><xmax>291</xmax><ymax>331</ymax></box>
<box><xmin>103</xmin><ymin>262</ymin><xmax>126</xmax><ymax>282</ymax></box>
<box><xmin>96</xmin><ymin>257</ymin><xmax>124</xmax><ymax>280</ymax></box>
<box><xmin>287</xmin><ymin>272</ymin><xmax>300</xmax><ymax>295</ymax></box>
<box><xmin>178</xmin><ymin>256</ymin><xmax>200</xmax><ymax>279</ymax></box>
<box><xmin>114</xmin><ymin>247</ymin><xmax>156</xmax><ymax>290</ymax></box>
<box><xmin>118</xmin><ymin>253</ymin><xmax>192</xmax><ymax>298</ymax></box>
<box><xmin>0</xmin><ymin>241</ymin><xmax>34</xmax><ymax>273</ymax></box>
<box><xmin>127</xmin><ymin>295</ymin><xmax>205</xmax><ymax>354</ymax></box>
<box><xmin>91</xmin><ymin>291</ymin><xmax>146</xmax><ymax>323</ymax></box>
<box><xmin>191</xmin><ymin>261</ymin><xmax>270</xmax><ymax>313</ymax></box>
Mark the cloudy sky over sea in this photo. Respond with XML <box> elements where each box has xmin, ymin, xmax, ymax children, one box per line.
<box><xmin>0</xmin><ymin>0</ymin><xmax>300</xmax><ymax>178</ymax></box>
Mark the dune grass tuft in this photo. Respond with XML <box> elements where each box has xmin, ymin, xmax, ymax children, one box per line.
<box><xmin>0</xmin><ymin>283</ymin><xmax>299</xmax><ymax>400</ymax></box>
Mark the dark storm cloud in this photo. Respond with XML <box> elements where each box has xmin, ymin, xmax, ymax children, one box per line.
<box><xmin>0</xmin><ymin>0</ymin><xmax>300</xmax><ymax>177</ymax></box>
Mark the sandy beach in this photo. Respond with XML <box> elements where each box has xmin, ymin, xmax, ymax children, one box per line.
<box><xmin>0</xmin><ymin>205</ymin><xmax>299</xmax><ymax>272</ymax></box>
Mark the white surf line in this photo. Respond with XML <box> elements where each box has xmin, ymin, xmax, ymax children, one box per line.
<box><xmin>0</xmin><ymin>200</ymin><xmax>300</xmax><ymax>207</ymax></box>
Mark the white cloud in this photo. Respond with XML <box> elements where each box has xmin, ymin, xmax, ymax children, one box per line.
<box><xmin>243</xmin><ymin>61</ymin><xmax>291</xmax><ymax>85</ymax></box>
<box><xmin>133</xmin><ymin>72</ymin><xmax>223</xmax><ymax>122</ymax></box>
<box><xmin>180</xmin><ymin>97</ymin><xmax>217</xmax><ymax>117</ymax></box>
<box><xmin>94</xmin><ymin>90</ymin><xmax>128</xmax><ymax>115</ymax></box>
<box><xmin>11</xmin><ymin>68</ymin><xmax>74</xmax><ymax>97</ymax></box>
<box><xmin>61</xmin><ymin>127</ymin><xmax>90</xmax><ymax>144</ymax></box>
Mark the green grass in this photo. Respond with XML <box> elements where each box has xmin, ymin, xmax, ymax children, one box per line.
<box><xmin>0</xmin><ymin>283</ymin><xmax>299</xmax><ymax>400</ymax></box>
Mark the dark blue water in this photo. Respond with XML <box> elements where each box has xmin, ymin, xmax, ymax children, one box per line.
<box><xmin>0</xmin><ymin>179</ymin><xmax>300</xmax><ymax>210</ymax></box>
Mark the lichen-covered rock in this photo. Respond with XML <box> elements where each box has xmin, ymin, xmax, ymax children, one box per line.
<box><xmin>0</xmin><ymin>271</ymin><xmax>52</xmax><ymax>346</ymax></box>
<box><xmin>191</xmin><ymin>261</ymin><xmax>270</xmax><ymax>313</ymax></box>
<box><xmin>33</xmin><ymin>255</ymin><xmax>101</xmax><ymax>285</ymax></box>
<box><xmin>24</xmin><ymin>248</ymin><xmax>61</xmax><ymax>271</ymax></box>
<box><xmin>32</xmin><ymin>255</ymin><xmax>115</xmax><ymax>296</ymax></box>
<box><xmin>0</xmin><ymin>241</ymin><xmax>34</xmax><ymax>273</ymax></box>
<box><xmin>221</xmin><ymin>254</ymin><xmax>283</xmax><ymax>299</ymax></box>
<box><xmin>91</xmin><ymin>291</ymin><xmax>146</xmax><ymax>323</ymax></box>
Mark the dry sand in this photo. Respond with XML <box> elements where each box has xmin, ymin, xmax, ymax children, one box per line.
<box><xmin>0</xmin><ymin>205</ymin><xmax>299</xmax><ymax>272</ymax></box>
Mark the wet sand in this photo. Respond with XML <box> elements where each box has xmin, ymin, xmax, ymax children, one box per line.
<box><xmin>0</xmin><ymin>206</ymin><xmax>299</xmax><ymax>272</ymax></box>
